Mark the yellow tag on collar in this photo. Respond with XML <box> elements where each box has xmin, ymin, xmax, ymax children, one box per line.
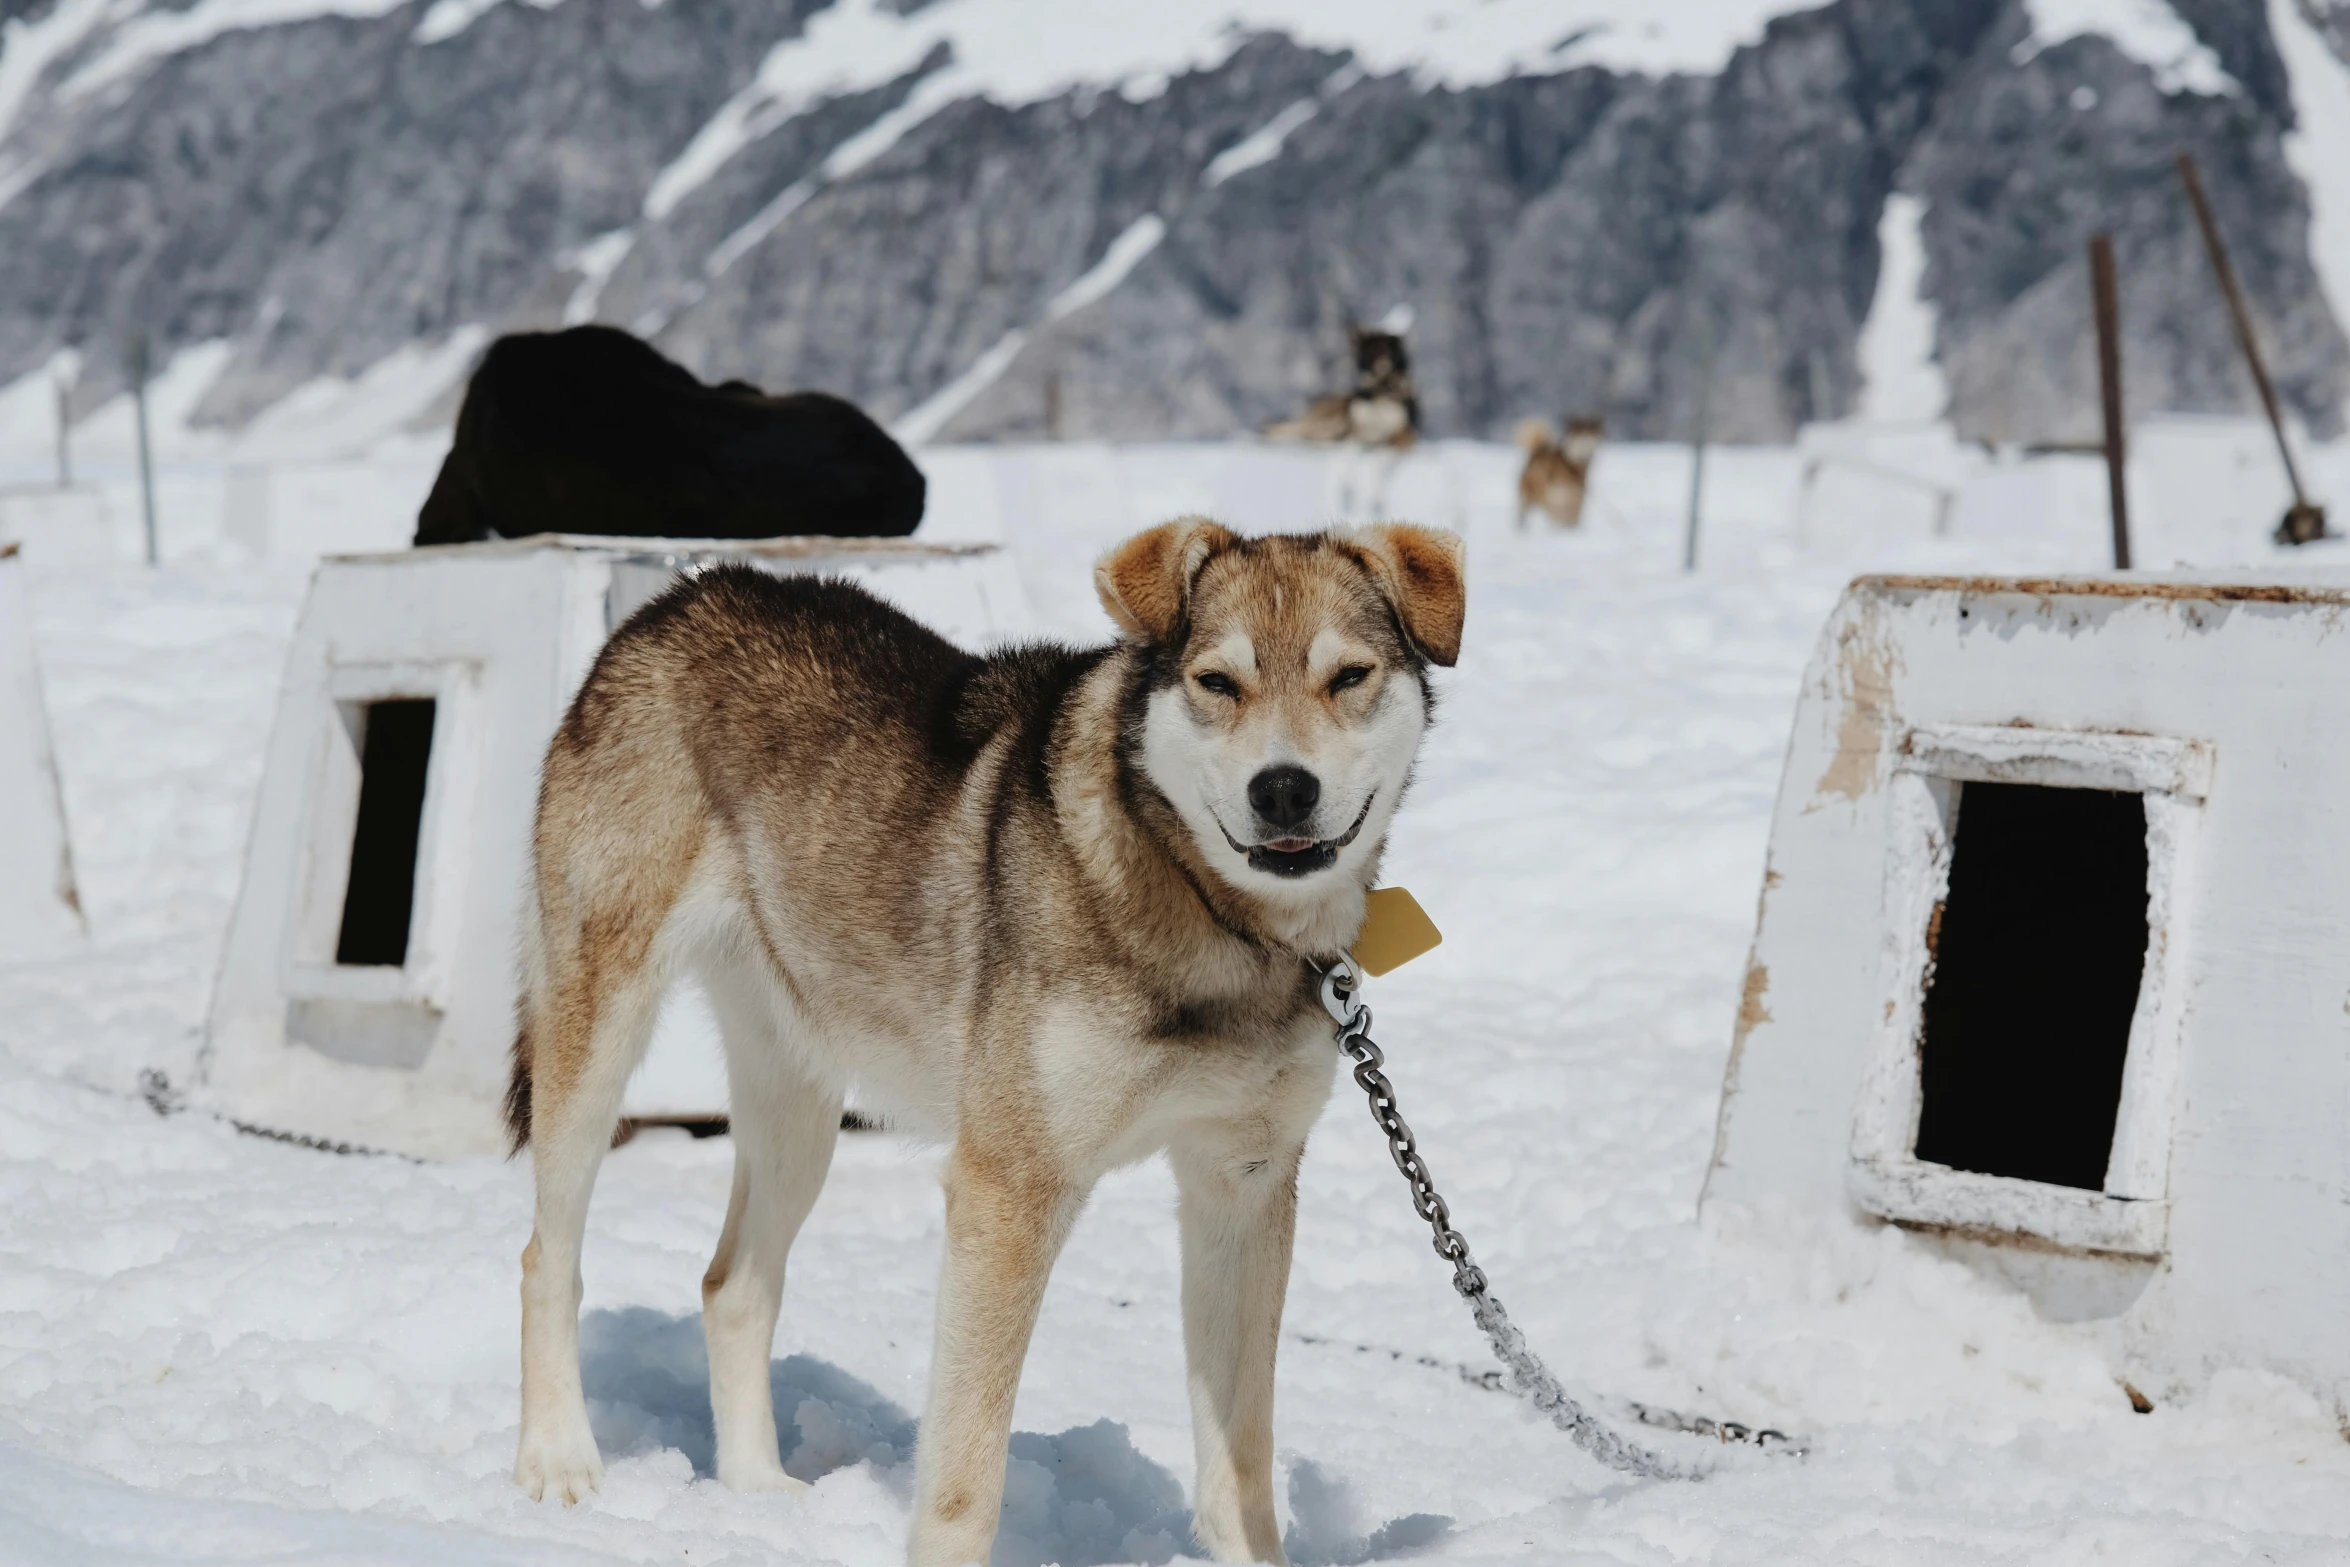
<box><xmin>1352</xmin><ymin>886</ymin><xmax>1442</xmax><ymax>977</ymax></box>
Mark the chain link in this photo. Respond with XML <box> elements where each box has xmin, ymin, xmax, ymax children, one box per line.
<box><xmin>1317</xmin><ymin>955</ymin><xmax>1696</xmax><ymax>1482</ymax></box>
<box><xmin>1332</xmin><ymin>1004</ymin><xmax>1489</xmax><ymax>1298</ymax></box>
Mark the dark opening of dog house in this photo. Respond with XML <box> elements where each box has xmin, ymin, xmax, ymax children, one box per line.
<box><xmin>334</xmin><ymin>697</ymin><xmax>436</xmax><ymax>967</ymax></box>
<box><xmin>1913</xmin><ymin>782</ymin><xmax>2149</xmax><ymax>1191</ymax></box>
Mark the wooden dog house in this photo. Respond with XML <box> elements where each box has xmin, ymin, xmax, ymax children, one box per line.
<box><xmin>0</xmin><ymin>544</ymin><xmax>83</xmax><ymax>955</ymax></box>
<box><xmin>1704</xmin><ymin>570</ymin><xmax>2350</xmax><ymax>1406</ymax></box>
<box><xmin>202</xmin><ymin>535</ymin><xmax>1031</xmax><ymax>1158</ymax></box>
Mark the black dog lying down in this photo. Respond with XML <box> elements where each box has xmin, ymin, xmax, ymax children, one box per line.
<box><xmin>414</xmin><ymin>326</ymin><xmax>924</xmax><ymax>545</ymax></box>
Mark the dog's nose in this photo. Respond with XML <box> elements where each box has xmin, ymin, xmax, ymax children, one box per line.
<box><xmin>1247</xmin><ymin>766</ymin><xmax>1321</xmax><ymax>831</ymax></box>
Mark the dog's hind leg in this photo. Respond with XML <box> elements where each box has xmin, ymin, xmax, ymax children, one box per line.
<box><xmin>513</xmin><ymin>948</ymin><xmax>664</xmax><ymax>1504</ymax></box>
<box><xmin>699</xmin><ymin>961</ymin><xmax>841</xmax><ymax>1493</ymax></box>
<box><xmin>1170</xmin><ymin>1132</ymin><xmax>1305</xmax><ymax>1565</ymax></box>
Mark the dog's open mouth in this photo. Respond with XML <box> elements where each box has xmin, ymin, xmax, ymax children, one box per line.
<box><xmin>1218</xmin><ymin>794</ymin><xmax>1375</xmax><ymax>878</ymax></box>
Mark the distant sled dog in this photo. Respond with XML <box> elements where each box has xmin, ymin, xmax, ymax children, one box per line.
<box><xmin>413</xmin><ymin>325</ymin><xmax>924</xmax><ymax>545</ymax></box>
<box><xmin>1266</xmin><ymin>327</ymin><xmax>1421</xmax><ymax>523</ymax></box>
<box><xmin>505</xmin><ymin>518</ymin><xmax>1465</xmax><ymax>1565</ymax></box>
<box><xmin>1515</xmin><ymin>415</ymin><xmax>1604</xmax><ymax>529</ymax></box>
<box><xmin>1263</xmin><ymin>326</ymin><xmax>1421</xmax><ymax>452</ymax></box>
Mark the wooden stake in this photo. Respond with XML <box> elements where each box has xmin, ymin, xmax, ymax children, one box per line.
<box><xmin>2089</xmin><ymin>233</ymin><xmax>2131</xmax><ymax>570</ymax></box>
<box><xmin>2176</xmin><ymin>151</ymin><xmax>2326</xmax><ymax>544</ymax></box>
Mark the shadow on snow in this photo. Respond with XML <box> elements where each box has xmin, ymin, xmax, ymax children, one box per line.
<box><xmin>578</xmin><ymin>1306</ymin><xmax>1449</xmax><ymax>1566</ymax></box>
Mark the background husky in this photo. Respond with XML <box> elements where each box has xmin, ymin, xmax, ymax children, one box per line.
<box><xmin>1264</xmin><ymin>327</ymin><xmax>1421</xmax><ymax>451</ymax></box>
<box><xmin>1265</xmin><ymin>329</ymin><xmax>1423</xmax><ymax>525</ymax></box>
<box><xmin>1515</xmin><ymin>416</ymin><xmax>1605</xmax><ymax>530</ymax></box>
<box><xmin>506</xmin><ymin>519</ymin><xmax>1464</xmax><ymax>1566</ymax></box>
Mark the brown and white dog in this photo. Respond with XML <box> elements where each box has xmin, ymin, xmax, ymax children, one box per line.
<box><xmin>1266</xmin><ymin>329</ymin><xmax>1423</xmax><ymax>524</ymax></box>
<box><xmin>1263</xmin><ymin>327</ymin><xmax>1421</xmax><ymax>453</ymax></box>
<box><xmin>1514</xmin><ymin>415</ymin><xmax>1604</xmax><ymax>530</ymax></box>
<box><xmin>506</xmin><ymin>519</ymin><xmax>1465</xmax><ymax>1565</ymax></box>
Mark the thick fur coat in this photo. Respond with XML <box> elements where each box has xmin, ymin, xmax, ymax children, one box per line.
<box><xmin>507</xmin><ymin>519</ymin><xmax>1465</xmax><ymax>1565</ymax></box>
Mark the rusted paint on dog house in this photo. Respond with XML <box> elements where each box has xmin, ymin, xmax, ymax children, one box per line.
<box><xmin>1704</xmin><ymin>570</ymin><xmax>2350</xmax><ymax>1408</ymax></box>
<box><xmin>0</xmin><ymin>543</ymin><xmax>83</xmax><ymax>955</ymax></box>
<box><xmin>203</xmin><ymin>535</ymin><xmax>1032</xmax><ymax>1158</ymax></box>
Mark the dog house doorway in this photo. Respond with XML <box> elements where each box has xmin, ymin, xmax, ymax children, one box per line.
<box><xmin>278</xmin><ymin>661</ymin><xmax>482</xmax><ymax>1073</ymax></box>
<box><xmin>1912</xmin><ymin>781</ymin><xmax>2149</xmax><ymax>1192</ymax></box>
<box><xmin>1847</xmin><ymin>723</ymin><xmax>2207</xmax><ymax>1258</ymax></box>
<box><xmin>335</xmin><ymin>697</ymin><xmax>436</xmax><ymax>967</ymax></box>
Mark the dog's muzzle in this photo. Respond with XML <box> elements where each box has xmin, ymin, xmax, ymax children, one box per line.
<box><xmin>1218</xmin><ymin>793</ymin><xmax>1376</xmax><ymax>878</ymax></box>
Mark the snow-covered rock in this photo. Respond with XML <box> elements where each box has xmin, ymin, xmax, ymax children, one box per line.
<box><xmin>0</xmin><ymin>0</ymin><xmax>2344</xmax><ymax>451</ymax></box>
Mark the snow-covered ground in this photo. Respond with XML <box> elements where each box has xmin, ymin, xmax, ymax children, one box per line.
<box><xmin>6</xmin><ymin>437</ymin><xmax>2350</xmax><ymax>1565</ymax></box>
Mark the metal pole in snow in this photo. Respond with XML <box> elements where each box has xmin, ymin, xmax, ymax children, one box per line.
<box><xmin>129</xmin><ymin>334</ymin><xmax>157</xmax><ymax>566</ymax></box>
<box><xmin>1683</xmin><ymin>316</ymin><xmax>1714</xmax><ymax>573</ymax></box>
<box><xmin>2089</xmin><ymin>233</ymin><xmax>2132</xmax><ymax>570</ymax></box>
<box><xmin>2176</xmin><ymin>150</ymin><xmax>2325</xmax><ymax>544</ymax></box>
<box><xmin>53</xmin><ymin>371</ymin><xmax>71</xmax><ymax>489</ymax></box>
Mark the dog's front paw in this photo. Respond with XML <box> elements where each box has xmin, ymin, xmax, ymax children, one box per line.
<box><xmin>515</xmin><ymin>1425</ymin><xmax>605</xmax><ymax>1505</ymax></box>
<box><xmin>717</xmin><ymin>1457</ymin><xmax>812</xmax><ymax>1494</ymax></box>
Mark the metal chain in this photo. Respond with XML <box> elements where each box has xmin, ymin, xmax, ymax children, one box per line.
<box><xmin>1316</xmin><ymin>955</ymin><xmax>1698</xmax><ymax>1482</ymax></box>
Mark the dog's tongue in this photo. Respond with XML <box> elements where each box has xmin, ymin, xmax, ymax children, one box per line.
<box><xmin>1264</xmin><ymin>837</ymin><xmax>1317</xmax><ymax>853</ymax></box>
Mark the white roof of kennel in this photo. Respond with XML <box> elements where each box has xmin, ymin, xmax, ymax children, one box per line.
<box><xmin>202</xmin><ymin>534</ymin><xmax>1032</xmax><ymax>1158</ymax></box>
<box><xmin>0</xmin><ymin>543</ymin><xmax>82</xmax><ymax>956</ymax></box>
<box><xmin>1703</xmin><ymin>568</ymin><xmax>2350</xmax><ymax>1406</ymax></box>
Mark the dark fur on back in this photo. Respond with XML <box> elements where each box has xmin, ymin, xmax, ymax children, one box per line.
<box><xmin>415</xmin><ymin>327</ymin><xmax>925</xmax><ymax>546</ymax></box>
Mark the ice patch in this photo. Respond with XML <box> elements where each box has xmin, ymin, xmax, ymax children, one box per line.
<box><xmin>2014</xmin><ymin>0</ymin><xmax>2240</xmax><ymax>95</ymax></box>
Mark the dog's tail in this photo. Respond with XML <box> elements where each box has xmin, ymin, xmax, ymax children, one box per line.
<box><xmin>504</xmin><ymin>1019</ymin><xmax>533</xmax><ymax>1154</ymax></box>
<box><xmin>1514</xmin><ymin>417</ymin><xmax>1556</xmax><ymax>455</ymax></box>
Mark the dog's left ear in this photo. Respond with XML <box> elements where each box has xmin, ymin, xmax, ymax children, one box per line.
<box><xmin>1350</xmin><ymin>523</ymin><xmax>1466</xmax><ymax>667</ymax></box>
<box><xmin>1095</xmin><ymin>517</ymin><xmax>1237</xmax><ymax>645</ymax></box>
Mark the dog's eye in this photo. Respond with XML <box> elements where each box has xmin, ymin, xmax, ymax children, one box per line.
<box><xmin>1328</xmin><ymin>665</ymin><xmax>1374</xmax><ymax>694</ymax></box>
<box><xmin>1195</xmin><ymin>671</ymin><xmax>1241</xmax><ymax>698</ymax></box>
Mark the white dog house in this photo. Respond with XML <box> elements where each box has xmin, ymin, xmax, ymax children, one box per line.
<box><xmin>203</xmin><ymin>535</ymin><xmax>1031</xmax><ymax>1158</ymax></box>
<box><xmin>0</xmin><ymin>543</ymin><xmax>83</xmax><ymax>955</ymax></box>
<box><xmin>1704</xmin><ymin>569</ymin><xmax>2350</xmax><ymax>1407</ymax></box>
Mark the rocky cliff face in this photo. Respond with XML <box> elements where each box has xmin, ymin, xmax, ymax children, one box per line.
<box><xmin>0</xmin><ymin>0</ymin><xmax>2341</xmax><ymax>447</ymax></box>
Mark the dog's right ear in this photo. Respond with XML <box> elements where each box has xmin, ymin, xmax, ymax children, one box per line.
<box><xmin>1095</xmin><ymin>517</ymin><xmax>1237</xmax><ymax>645</ymax></box>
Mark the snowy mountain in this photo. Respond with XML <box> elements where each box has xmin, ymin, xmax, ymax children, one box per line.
<box><xmin>0</xmin><ymin>0</ymin><xmax>2347</xmax><ymax>447</ymax></box>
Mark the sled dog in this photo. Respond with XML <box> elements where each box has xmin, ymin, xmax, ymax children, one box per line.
<box><xmin>1263</xmin><ymin>326</ymin><xmax>1420</xmax><ymax>452</ymax></box>
<box><xmin>1515</xmin><ymin>415</ymin><xmax>1604</xmax><ymax>530</ymax></box>
<box><xmin>507</xmin><ymin>518</ymin><xmax>1466</xmax><ymax>1565</ymax></box>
